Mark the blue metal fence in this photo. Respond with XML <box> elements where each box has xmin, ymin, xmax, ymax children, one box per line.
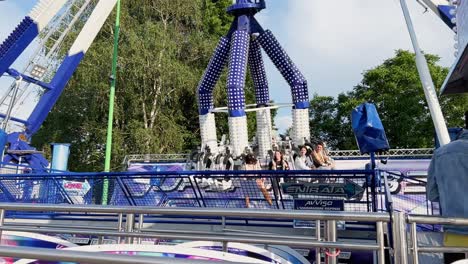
<box><xmin>0</xmin><ymin>169</ymin><xmax>376</xmax><ymax>212</ymax></box>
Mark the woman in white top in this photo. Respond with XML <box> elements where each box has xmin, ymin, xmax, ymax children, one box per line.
<box><xmin>295</xmin><ymin>146</ymin><xmax>312</xmax><ymax>170</ymax></box>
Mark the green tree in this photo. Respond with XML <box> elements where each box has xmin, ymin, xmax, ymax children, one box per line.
<box><xmin>310</xmin><ymin>50</ymin><xmax>467</xmax><ymax>150</ymax></box>
<box><xmin>32</xmin><ymin>0</ymin><xmax>265</xmax><ymax>171</ymax></box>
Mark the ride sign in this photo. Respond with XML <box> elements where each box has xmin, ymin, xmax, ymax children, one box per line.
<box><xmin>294</xmin><ymin>199</ymin><xmax>344</xmax><ymax>211</ymax></box>
<box><xmin>281</xmin><ymin>180</ymin><xmax>364</xmax><ymax>199</ymax></box>
<box><xmin>62</xmin><ymin>180</ymin><xmax>91</xmax><ymax>196</ymax></box>
<box><xmin>293</xmin><ymin>199</ymin><xmax>345</xmax><ymax>229</ymax></box>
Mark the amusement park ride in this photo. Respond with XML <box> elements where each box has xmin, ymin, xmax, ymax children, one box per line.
<box><xmin>0</xmin><ymin>1</ymin><xmax>466</xmax><ymax>264</ymax></box>
<box><xmin>0</xmin><ymin>0</ymin><xmax>462</xmax><ymax>171</ymax></box>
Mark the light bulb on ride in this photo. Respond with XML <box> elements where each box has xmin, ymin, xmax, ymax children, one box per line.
<box><xmin>451</xmin><ymin>17</ymin><xmax>457</xmax><ymax>24</ymax></box>
<box><xmin>450</xmin><ymin>8</ymin><xmax>456</xmax><ymax>16</ymax></box>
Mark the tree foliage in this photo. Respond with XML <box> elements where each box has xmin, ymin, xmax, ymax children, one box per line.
<box><xmin>310</xmin><ymin>50</ymin><xmax>468</xmax><ymax>150</ymax></box>
<box><xmin>32</xmin><ymin>0</ymin><xmax>254</xmax><ymax>171</ymax></box>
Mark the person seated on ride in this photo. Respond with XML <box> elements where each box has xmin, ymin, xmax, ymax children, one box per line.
<box><xmin>294</xmin><ymin>146</ymin><xmax>313</xmax><ymax>170</ymax></box>
<box><xmin>269</xmin><ymin>151</ymin><xmax>289</xmax><ymax>170</ymax></box>
<box><xmin>269</xmin><ymin>150</ymin><xmax>291</xmax><ymax>185</ymax></box>
<box><xmin>311</xmin><ymin>141</ymin><xmax>335</xmax><ymax>170</ymax></box>
<box><xmin>243</xmin><ymin>153</ymin><xmax>261</xmax><ymax>170</ymax></box>
<box><xmin>242</xmin><ymin>153</ymin><xmax>272</xmax><ymax>207</ymax></box>
<box><xmin>294</xmin><ymin>146</ymin><xmax>316</xmax><ymax>183</ymax></box>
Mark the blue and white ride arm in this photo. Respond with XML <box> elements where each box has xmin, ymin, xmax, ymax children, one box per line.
<box><xmin>257</xmin><ymin>30</ymin><xmax>310</xmax><ymax>146</ymax></box>
<box><xmin>198</xmin><ymin>37</ymin><xmax>231</xmax><ymax>154</ymax></box>
<box><xmin>0</xmin><ymin>0</ymin><xmax>67</xmax><ymax>77</ymax></box>
<box><xmin>419</xmin><ymin>0</ymin><xmax>455</xmax><ymax>28</ymax></box>
<box><xmin>248</xmin><ymin>38</ymin><xmax>272</xmax><ymax>158</ymax></box>
<box><xmin>26</xmin><ymin>0</ymin><xmax>118</xmax><ymax>136</ymax></box>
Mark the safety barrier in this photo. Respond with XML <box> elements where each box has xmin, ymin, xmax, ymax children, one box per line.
<box><xmin>0</xmin><ymin>245</ymin><xmax>217</xmax><ymax>264</ymax></box>
<box><xmin>0</xmin><ymin>203</ymin><xmax>463</xmax><ymax>263</ymax></box>
<box><xmin>378</xmin><ymin>171</ymin><xmax>438</xmax><ymax>217</ymax></box>
<box><xmin>0</xmin><ymin>203</ymin><xmax>390</xmax><ymax>264</ymax></box>
<box><xmin>0</xmin><ymin>170</ymin><xmax>376</xmax><ymax>212</ymax></box>
<box><xmin>396</xmin><ymin>213</ymin><xmax>468</xmax><ymax>264</ymax></box>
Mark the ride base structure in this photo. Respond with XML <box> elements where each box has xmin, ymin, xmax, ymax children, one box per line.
<box><xmin>197</xmin><ymin>0</ymin><xmax>310</xmax><ymax>159</ymax></box>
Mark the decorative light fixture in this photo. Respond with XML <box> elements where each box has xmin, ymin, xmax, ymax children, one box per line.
<box><xmin>30</xmin><ymin>64</ymin><xmax>47</xmax><ymax>79</ymax></box>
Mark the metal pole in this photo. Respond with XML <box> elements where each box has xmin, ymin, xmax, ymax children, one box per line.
<box><xmin>0</xmin><ymin>209</ymin><xmax>4</xmax><ymax>242</ymax></box>
<box><xmin>399</xmin><ymin>0</ymin><xmax>450</xmax><ymax>146</ymax></box>
<box><xmin>1</xmin><ymin>77</ymin><xmax>22</xmax><ymax>130</ymax></box>
<box><xmin>137</xmin><ymin>214</ymin><xmax>144</xmax><ymax>244</ymax></box>
<box><xmin>102</xmin><ymin>0</ymin><xmax>121</xmax><ymax>205</ymax></box>
<box><xmin>392</xmin><ymin>212</ymin><xmax>408</xmax><ymax>264</ymax></box>
<box><xmin>117</xmin><ymin>213</ymin><xmax>123</xmax><ymax>244</ymax></box>
<box><xmin>316</xmin><ymin>220</ymin><xmax>321</xmax><ymax>264</ymax></box>
<box><xmin>221</xmin><ymin>216</ymin><xmax>228</xmax><ymax>252</ymax></box>
<box><xmin>411</xmin><ymin>222</ymin><xmax>419</xmax><ymax>264</ymax></box>
<box><xmin>376</xmin><ymin>221</ymin><xmax>385</xmax><ymax>264</ymax></box>
<box><xmin>125</xmin><ymin>213</ymin><xmax>134</xmax><ymax>244</ymax></box>
<box><xmin>326</xmin><ymin>220</ymin><xmax>337</xmax><ymax>264</ymax></box>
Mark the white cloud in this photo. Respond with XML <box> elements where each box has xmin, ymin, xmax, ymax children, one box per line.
<box><xmin>275</xmin><ymin>0</ymin><xmax>454</xmax><ymax>98</ymax></box>
<box><xmin>257</xmin><ymin>0</ymin><xmax>455</xmax><ymax>133</ymax></box>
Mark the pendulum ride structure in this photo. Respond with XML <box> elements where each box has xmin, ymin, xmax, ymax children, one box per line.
<box><xmin>0</xmin><ymin>0</ymin><xmax>118</xmax><ymax>169</ymax></box>
<box><xmin>197</xmin><ymin>0</ymin><xmax>311</xmax><ymax>159</ymax></box>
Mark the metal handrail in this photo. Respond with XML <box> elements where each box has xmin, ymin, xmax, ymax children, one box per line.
<box><xmin>329</xmin><ymin>148</ymin><xmax>433</xmax><ymax>158</ymax></box>
<box><xmin>408</xmin><ymin>215</ymin><xmax>468</xmax><ymax>225</ymax></box>
<box><xmin>392</xmin><ymin>213</ymin><xmax>468</xmax><ymax>264</ymax></box>
<box><xmin>0</xmin><ymin>203</ymin><xmax>390</xmax><ymax>222</ymax></box>
<box><xmin>0</xmin><ymin>245</ymin><xmax>232</xmax><ymax>264</ymax></box>
<box><xmin>0</xmin><ymin>225</ymin><xmax>381</xmax><ymax>251</ymax></box>
<box><xmin>0</xmin><ymin>203</ymin><xmax>390</xmax><ymax>264</ymax></box>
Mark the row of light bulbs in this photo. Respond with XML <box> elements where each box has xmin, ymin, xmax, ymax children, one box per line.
<box><xmin>452</xmin><ymin>0</ymin><xmax>460</xmax><ymax>57</ymax></box>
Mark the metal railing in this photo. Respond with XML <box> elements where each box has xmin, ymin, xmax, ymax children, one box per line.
<box><xmin>0</xmin><ymin>203</ymin><xmax>390</xmax><ymax>264</ymax></box>
<box><xmin>404</xmin><ymin>214</ymin><xmax>468</xmax><ymax>264</ymax></box>
<box><xmin>0</xmin><ymin>170</ymin><xmax>376</xmax><ymax>213</ymax></box>
<box><xmin>0</xmin><ymin>203</ymin><xmax>465</xmax><ymax>263</ymax></box>
<box><xmin>329</xmin><ymin>148</ymin><xmax>433</xmax><ymax>158</ymax></box>
<box><xmin>0</xmin><ymin>245</ymin><xmax>223</xmax><ymax>264</ymax></box>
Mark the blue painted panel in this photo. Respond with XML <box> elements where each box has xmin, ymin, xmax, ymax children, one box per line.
<box><xmin>228</xmin><ymin>109</ymin><xmax>246</xmax><ymax>117</ymax></box>
<box><xmin>294</xmin><ymin>101</ymin><xmax>310</xmax><ymax>109</ymax></box>
<box><xmin>0</xmin><ymin>17</ymin><xmax>38</xmax><ymax>77</ymax></box>
<box><xmin>438</xmin><ymin>5</ymin><xmax>456</xmax><ymax>28</ymax></box>
<box><xmin>26</xmin><ymin>52</ymin><xmax>85</xmax><ymax>136</ymax></box>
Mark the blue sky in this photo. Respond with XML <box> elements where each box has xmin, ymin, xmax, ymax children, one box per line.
<box><xmin>0</xmin><ymin>0</ymin><xmax>456</xmax><ymax>133</ymax></box>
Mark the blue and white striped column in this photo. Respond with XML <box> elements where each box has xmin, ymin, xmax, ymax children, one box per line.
<box><xmin>249</xmin><ymin>38</ymin><xmax>272</xmax><ymax>158</ymax></box>
<box><xmin>227</xmin><ymin>30</ymin><xmax>250</xmax><ymax>157</ymax></box>
<box><xmin>26</xmin><ymin>0</ymin><xmax>118</xmax><ymax>136</ymax></box>
<box><xmin>257</xmin><ymin>30</ymin><xmax>310</xmax><ymax>146</ymax></box>
<box><xmin>197</xmin><ymin>37</ymin><xmax>231</xmax><ymax>153</ymax></box>
<box><xmin>0</xmin><ymin>0</ymin><xmax>66</xmax><ymax>77</ymax></box>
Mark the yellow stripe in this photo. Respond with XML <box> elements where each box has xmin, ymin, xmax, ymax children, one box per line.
<box><xmin>444</xmin><ymin>233</ymin><xmax>468</xmax><ymax>247</ymax></box>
